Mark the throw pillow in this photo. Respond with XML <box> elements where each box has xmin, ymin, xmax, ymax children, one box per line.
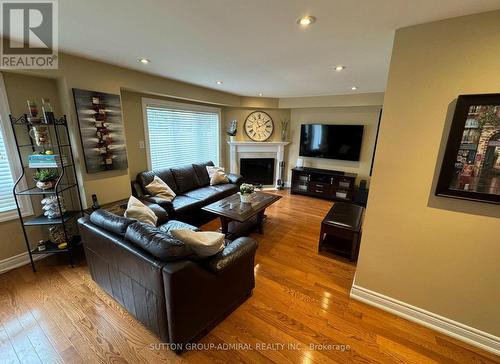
<box><xmin>170</xmin><ymin>229</ymin><xmax>225</xmax><ymax>258</ymax></box>
<box><xmin>206</xmin><ymin>166</ymin><xmax>229</xmax><ymax>186</ymax></box>
<box><xmin>145</xmin><ymin>175</ymin><xmax>176</xmax><ymax>201</ymax></box>
<box><xmin>124</xmin><ymin>196</ymin><xmax>158</xmax><ymax>226</ymax></box>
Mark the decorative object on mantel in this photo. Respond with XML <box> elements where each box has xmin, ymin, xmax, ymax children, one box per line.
<box><xmin>436</xmin><ymin>93</ymin><xmax>500</xmax><ymax>204</ymax></box>
<box><xmin>244</xmin><ymin>111</ymin><xmax>274</xmax><ymax>141</ymax></box>
<box><xmin>226</xmin><ymin>119</ymin><xmax>237</xmax><ymax>142</ymax></box>
<box><xmin>239</xmin><ymin>183</ymin><xmax>255</xmax><ymax>203</ymax></box>
<box><xmin>280</xmin><ymin>120</ymin><xmax>289</xmax><ymax>141</ymax></box>
<box><xmin>296</xmin><ymin>158</ymin><xmax>304</xmax><ymax>168</ymax></box>
<box><xmin>73</xmin><ymin>88</ymin><xmax>128</xmax><ymax>173</ymax></box>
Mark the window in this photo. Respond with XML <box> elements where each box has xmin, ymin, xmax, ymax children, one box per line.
<box><xmin>143</xmin><ymin>98</ymin><xmax>221</xmax><ymax>169</ymax></box>
<box><xmin>0</xmin><ymin>74</ymin><xmax>32</xmax><ymax>221</ymax></box>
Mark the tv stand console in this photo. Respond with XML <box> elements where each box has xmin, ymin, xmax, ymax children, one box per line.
<box><xmin>291</xmin><ymin>167</ymin><xmax>357</xmax><ymax>202</ymax></box>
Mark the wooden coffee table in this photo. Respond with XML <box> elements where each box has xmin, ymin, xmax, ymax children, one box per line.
<box><xmin>202</xmin><ymin>192</ymin><xmax>281</xmax><ymax>237</ymax></box>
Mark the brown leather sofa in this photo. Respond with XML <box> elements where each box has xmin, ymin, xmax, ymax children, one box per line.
<box><xmin>78</xmin><ymin>208</ymin><xmax>257</xmax><ymax>349</ymax></box>
<box><xmin>132</xmin><ymin>161</ymin><xmax>242</xmax><ymax>225</ymax></box>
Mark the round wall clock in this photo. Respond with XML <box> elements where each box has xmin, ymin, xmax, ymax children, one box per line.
<box><xmin>244</xmin><ymin>111</ymin><xmax>274</xmax><ymax>141</ymax></box>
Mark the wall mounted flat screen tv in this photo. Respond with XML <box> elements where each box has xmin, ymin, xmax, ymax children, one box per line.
<box><xmin>299</xmin><ymin>124</ymin><xmax>364</xmax><ymax>161</ymax></box>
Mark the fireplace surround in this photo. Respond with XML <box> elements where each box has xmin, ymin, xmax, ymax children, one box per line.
<box><xmin>228</xmin><ymin>141</ymin><xmax>290</xmax><ymax>188</ymax></box>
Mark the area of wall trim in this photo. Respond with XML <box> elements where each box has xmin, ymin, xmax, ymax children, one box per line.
<box><xmin>350</xmin><ymin>284</ymin><xmax>500</xmax><ymax>356</ymax></box>
<box><xmin>0</xmin><ymin>252</ymin><xmax>49</xmax><ymax>274</ymax></box>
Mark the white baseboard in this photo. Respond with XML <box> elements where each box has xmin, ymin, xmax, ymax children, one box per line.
<box><xmin>350</xmin><ymin>284</ymin><xmax>500</xmax><ymax>356</ymax></box>
<box><xmin>0</xmin><ymin>251</ymin><xmax>49</xmax><ymax>274</ymax></box>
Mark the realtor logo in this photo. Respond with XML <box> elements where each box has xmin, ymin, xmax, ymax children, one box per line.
<box><xmin>1</xmin><ymin>0</ymin><xmax>58</xmax><ymax>69</ymax></box>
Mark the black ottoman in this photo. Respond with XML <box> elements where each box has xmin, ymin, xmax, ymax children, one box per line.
<box><xmin>318</xmin><ymin>202</ymin><xmax>364</xmax><ymax>261</ymax></box>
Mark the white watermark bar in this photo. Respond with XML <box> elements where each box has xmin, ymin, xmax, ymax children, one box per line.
<box><xmin>149</xmin><ymin>342</ymin><xmax>352</xmax><ymax>352</ymax></box>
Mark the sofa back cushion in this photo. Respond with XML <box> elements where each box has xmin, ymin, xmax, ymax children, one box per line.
<box><xmin>90</xmin><ymin>209</ymin><xmax>136</xmax><ymax>236</ymax></box>
<box><xmin>171</xmin><ymin>164</ymin><xmax>202</xmax><ymax>193</ymax></box>
<box><xmin>137</xmin><ymin>168</ymin><xmax>179</xmax><ymax>195</ymax></box>
<box><xmin>192</xmin><ymin>161</ymin><xmax>214</xmax><ymax>187</ymax></box>
<box><xmin>125</xmin><ymin>222</ymin><xmax>193</xmax><ymax>261</ymax></box>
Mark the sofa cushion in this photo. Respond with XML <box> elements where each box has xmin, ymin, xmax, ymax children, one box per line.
<box><xmin>192</xmin><ymin>161</ymin><xmax>214</xmax><ymax>187</ymax></box>
<box><xmin>158</xmin><ymin>220</ymin><xmax>200</xmax><ymax>234</ymax></box>
<box><xmin>171</xmin><ymin>165</ymin><xmax>201</xmax><ymax>193</ymax></box>
<box><xmin>125</xmin><ymin>222</ymin><xmax>193</xmax><ymax>261</ymax></box>
<box><xmin>171</xmin><ymin>195</ymin><xmax>205</xmax><ymax>214</ymax></box>
<box><xmin>90</xmin><ymin>209</ymin><xmax>136</xmax><ymax>236</ymax></box>
<box><xmin>210</xmin><ymin>183</ymin><xmax>239</xmax><ymax>196</ymax></box>
<box><xmin>137</xmin><ymin>168</ymin><xmax>179</xmax><ymax>195</ymax></box>
<box><xmin>184</xmin><ymin>186</ymin><xmax>227</xmax><ymax>204</ymax></box>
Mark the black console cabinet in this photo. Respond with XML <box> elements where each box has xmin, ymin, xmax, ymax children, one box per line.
<box><xmin>291</xmin><ymin>167</ymin><xmax>357</xmax><ymax>202</ymax></box>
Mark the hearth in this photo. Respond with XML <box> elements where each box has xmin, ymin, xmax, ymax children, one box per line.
<box><xmin>240</xmin><ymin>158</ymin><xmax>275</xmax><ymax>185</ymax></box>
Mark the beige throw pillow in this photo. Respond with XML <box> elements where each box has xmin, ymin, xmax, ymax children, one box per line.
<box><xmin>145</xmin><ymin>175</ymin><xmax>176</xmax><ymax>201</ymax></box>
<box><xmin>206</xmin><ymin>166</ymin><xmax>229</xmax><ymax>186</ymax></box>
<box><xmin>124</xmin><ymin>196</ymin><xmax>158</xmax><ymax>226</ymax></box>
<box><xmin>170</xmin><ymin>229</ymin><xmax>225</xmax><ymax>257</ymax></box>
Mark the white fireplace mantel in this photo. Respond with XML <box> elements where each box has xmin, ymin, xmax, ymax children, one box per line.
<box><xmin>228</xmin><ymin>141</ymin><xmax>290</xmax><ymax>187</ymax></box>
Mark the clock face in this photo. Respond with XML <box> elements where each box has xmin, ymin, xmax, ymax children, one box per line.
<box><xmin>244</xmin><ymin>111</ymin><xmax>274</xmax><ymax>141</ymax></box>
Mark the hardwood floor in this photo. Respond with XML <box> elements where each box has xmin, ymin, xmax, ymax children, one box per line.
<box><xmin>0</xmin><ymin>190</ymin><xmax>498</xmax><ymax>363</ymax></box>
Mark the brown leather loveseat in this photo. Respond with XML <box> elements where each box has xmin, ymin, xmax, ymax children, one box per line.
<box><xmin>78</xmin><ymin>208</ymin><xmax>257</xmax><ymax>349</ymax></box>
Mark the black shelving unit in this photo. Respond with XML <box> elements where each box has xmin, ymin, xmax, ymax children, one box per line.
<box><xmin>10</xmin><ymin>114</ymin><xmax>83</xmax><ymax>272</ymax></box>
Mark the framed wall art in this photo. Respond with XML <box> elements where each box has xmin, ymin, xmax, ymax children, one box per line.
<box><xmin>436</xmin><ymin>93</ymin><xmax>500</xmax><ymax>204</ymax></box>
<box><xmin>73</xmin><ymin>88</ymin><xmax>128</xmax><ymax>173</ymax></box>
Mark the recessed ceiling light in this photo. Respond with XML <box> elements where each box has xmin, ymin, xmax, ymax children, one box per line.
<box><xmin>334</xmin><ymin>65</ymin><xmax>346</xmax><ymax>71</ymax></box>
<box><xmin>258</xmin><ymin>93</ymin><xmax>263</xmax><ymax>96</ymax></box>
<box><xmin>216</xmin><ymin>81</ymin><xmax>223</xmax><ymax>85</ymax></box>
<box><xmin>351</xmin><ymin>86</ymin><xmax>358</xmax><ymax>91</ymax></box>
<box><xmin>297</xmin><ymin>15</ymin><xmax>316</xmax><ymax>26</ymax></box>
<box><xmin>139</xmin><ymin>58</ymin><xmax>150</xmax><ymax>64</ymax></box>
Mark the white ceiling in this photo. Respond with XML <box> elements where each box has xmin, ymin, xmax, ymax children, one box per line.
<box><xmin>54</xmin><ymin>0</ymin><xmax>500</xmax><ymax>97</ymax></box>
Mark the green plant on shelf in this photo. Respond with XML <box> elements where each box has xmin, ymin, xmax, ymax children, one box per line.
<box><xmin>33</xmin><ymin>169</ymin><xmax>59</xmax><ymax>182</ymax></box>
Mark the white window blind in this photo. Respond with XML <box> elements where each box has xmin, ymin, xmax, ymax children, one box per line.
<box><xmin>0</xmin><ymin>129</ymin><xmax>16</xmax><ymax>213</ymax></box>
<box><xmin>144</xmin><ymin>101</ymin><xmax>220</xmax><ymax>169</ymax></box>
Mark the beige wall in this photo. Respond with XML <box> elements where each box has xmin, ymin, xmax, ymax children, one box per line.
<box><xmin>287</xmin><ymin>106</ymin><xmax>381</xmax><ymax>183</ymax></box>
<box><xmin>5</xmin><ymin>52</ymin><xmax>243</xmax><ymax>210</ymax></box>
<box><xmin>355</xmin><ymin>10</ymin><xmax>500</xmax><ymax>337</ymax></box>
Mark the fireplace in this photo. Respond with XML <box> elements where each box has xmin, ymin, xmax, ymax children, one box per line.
<box><xmin>240</xmin><ymin>158</ymin><xmax>275</xmax><ymax>185</ymax></box>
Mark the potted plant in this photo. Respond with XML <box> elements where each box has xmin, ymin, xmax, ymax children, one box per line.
<box><xmin>33</xmin><ymin>169</ymin><xmax>59</xmax><ymax>190</ymax></box>
<box><xmin>226</xmin><ymin>120</ymin><xmax>237</xmax><ymax>142</ymax></box>
<box><xmin>239</xmin><ymin>183</ymin><xmax>255</xmax><ymax>203</ymax></box>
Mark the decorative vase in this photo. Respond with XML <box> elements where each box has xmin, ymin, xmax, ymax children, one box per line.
<box><xmin>239</xmin><ymin>192</ymin><xmax>253</xmax><ymax>203</ymax></box>
<box><xmin>229</xmin><ymin>135</ymin><xmax>235</xmax><ymax>142</ymax></box>
<box><xmin>280</xmin><ymin>128</ymin><xmax>287</xmax><ymax>142</ymax></box>
<box><xmin>36</xmin><ymin>179</ymin><xmax>56</xmax><ymax>190</ymax></box>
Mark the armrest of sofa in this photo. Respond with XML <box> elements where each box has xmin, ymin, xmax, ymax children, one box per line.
<box><xmin>131</xmin><ymin>180</ymin><xmax>145</xmax><ymax>198</ymax></box>
<box><xmin>162</xmin><ymin>241</ymin><xmax>256</xmax><ymax>344</ymax></box>
<box><xmin>206</xmin><ymin>237</ymin><xmax>258</xmax><ymax>273</ymax></box>
<box><xmin>139</xmin><ymin>197</ymin><xmax>170</xmax><ymax>225</ymax></box>
<box><xmin>227</xmin><ymin>173</ymin><xmax>243</xmax><ymax>185</ymax></box>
